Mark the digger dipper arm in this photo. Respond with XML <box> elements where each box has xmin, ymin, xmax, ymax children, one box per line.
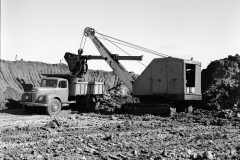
<box><xmin>84</xmin><ymin>27</ymin><xmax>135</xmax><ymax>91</ymax></box>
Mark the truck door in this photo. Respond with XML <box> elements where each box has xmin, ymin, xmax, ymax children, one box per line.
<box><xmin>56</xmin><ymin>80</ymin><xmax>69</xmax><ymax>102</ymax></box>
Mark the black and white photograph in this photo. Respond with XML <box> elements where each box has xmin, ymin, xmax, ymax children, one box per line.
<box><xmin>0</xmin><ymin>0</ymin><xmax>240</xmax><ymax>159</ymax></box>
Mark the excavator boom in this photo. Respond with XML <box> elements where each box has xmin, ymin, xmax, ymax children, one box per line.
<box><xmin>83</xmin><ymin>27</ymin><xmax>140</xmax><ymax>91</ymax></box>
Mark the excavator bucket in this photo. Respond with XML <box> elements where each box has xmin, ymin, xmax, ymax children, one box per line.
<box><xmin>64</xmin><ymin>52</ymin><xmax>88</xmax><ymax>78</ymax></box>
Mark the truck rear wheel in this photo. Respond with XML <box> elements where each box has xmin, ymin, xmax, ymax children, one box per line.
<box><xmin>86</xmin><ymin>95</ymin><xmax>99</xmax><ymax>112</ymax></box>
<box><xmin>46</xmin><ymin>99</ymin><xmax>62</xmax><ymax>115</ymax></box>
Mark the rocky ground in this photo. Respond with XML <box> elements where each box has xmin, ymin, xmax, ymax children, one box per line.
<box><xmin>0</xmin><ymin>108</ymin><xmax>240</xmax><ymax>160</ymax></box>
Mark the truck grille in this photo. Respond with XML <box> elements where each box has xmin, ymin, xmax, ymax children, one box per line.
<box><xmin>22</xmin><ymin>92</ymin><xmax>38</xmax><ymax>102</ymax></box>
<box><xmin>32</xmin><ymin>92</ymin><xmax>38</xmax><ymax>102</ymax></box>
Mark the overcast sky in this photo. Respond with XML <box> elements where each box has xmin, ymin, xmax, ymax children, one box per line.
<box><xmin>1</xmin><ymin>0</ymin><xmax>240</xmax><ymax>74</ymax></box>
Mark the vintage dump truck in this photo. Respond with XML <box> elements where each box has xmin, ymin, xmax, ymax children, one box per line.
<box><xmin>20</xmin><ymin>74</ymin><xmax>104</xmax><ymax>115</ymax></box>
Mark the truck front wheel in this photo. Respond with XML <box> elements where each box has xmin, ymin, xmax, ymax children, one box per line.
<box><xmin>46</xmin><ymin>99</ymin><xmax>62</xmax><ymax>115</ymax></box>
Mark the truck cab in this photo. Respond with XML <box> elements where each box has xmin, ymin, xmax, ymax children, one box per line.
<box><xmin>20</xmin><ymin>77</ymin><xmax>69</xmax><ymax>115</ymax></box>
<box><xmin>40</xmin><ymin>77</ymin><xmax>69</xmax><ymax>102</ymax></box>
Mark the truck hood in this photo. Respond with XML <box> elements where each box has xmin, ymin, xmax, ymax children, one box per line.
<box><xmin>31</xmin><ymin>87</ymin><xmax>56</xmax><ymax>94</ymax></box>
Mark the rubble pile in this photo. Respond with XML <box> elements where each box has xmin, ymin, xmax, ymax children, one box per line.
<box><xmin>202</xmin><ymin>54</ymin><xmax>240</xmax><ymax>110</ymax></box>
<box><xmin>98</xmin><ymin>84</ymin><xmax>139</xmax><ymax>114</ymax></box>
<box><xmin>96</xmin><ymin>71</ymin><xmax>139</xmax><ymax>114</ymax></box>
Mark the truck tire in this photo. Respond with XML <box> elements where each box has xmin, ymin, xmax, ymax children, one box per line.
<box><xmin>86</xmin><ymin>95</ymin><xmax>99</xmax><ymax>112</ymax></box>
<box><xmin>46</xmin><ymin>99</ymin><xmax>62</xmax><ymax>115</ymax></box>
<box><xmin>75</xmin><ymin>97</ymin><xmax>87</xmax><ymax>111</ymax></box>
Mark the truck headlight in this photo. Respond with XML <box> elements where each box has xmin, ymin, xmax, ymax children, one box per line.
<box><xmin>22</xmin><ymin>93</ymin><xmax>32</xmax><ymax>102</ymax></box>
<box><xmin>36</xmin><ymin>95</ymin><xmax>47</xmax><ymax>103</ymax></box>
<box><xmin>39</xmin><ymin>96</ymin><xmax>43</xmax><ymax>101</ymax></box>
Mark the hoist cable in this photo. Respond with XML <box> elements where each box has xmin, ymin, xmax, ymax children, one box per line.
<box><xmin>103</xmin><ymin>33</ymin><xmax>168</xmax><ymax>57</ymax></box>
<box><xmin>95</xmin><ymin>36</ymin><xmax>140</xmax><ymax>53</ymax></box>
<box><xmin>97</xmin><ymin>32</ymin><xmax>164</xmax><ymax>56</ymax></box>
<box><xmin>98</xmin><ymin>33</ymin><xmax>146</xmax><ymax>67</ymax></box>
<box><xmin>79</xmin><ymin>34</ymin><xmax>85</xmax><ymax>49</ymax></box>
<box><xmin>98</xmin><ymin>33</ymin><xmax>147</xmax><ymax>67</ymax></box>
<box><xmin>81</xmin><ymin>36</ymin><xmax>87</xmax><ymax>50</ymax></box>
<box><xmin>96</xmin><ymin>32</ymin><xmax>169</xmax><ymax>58</ymax></box>
<box><xmin>96</xmin><ymin>36</ymin><xmax>163</xmax><ymax>57</ymax></box>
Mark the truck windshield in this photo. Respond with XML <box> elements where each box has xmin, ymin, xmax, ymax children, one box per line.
<box><xmin>40</xmin><ymin>79</ymin><xmax>58</xmax><ymax>88</ymax></box>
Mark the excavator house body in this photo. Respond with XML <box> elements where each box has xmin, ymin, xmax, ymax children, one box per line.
<box><xmin>133</xmin><ymin>57</ymin><xmax>202</xmax><ymax>102</ymax></box>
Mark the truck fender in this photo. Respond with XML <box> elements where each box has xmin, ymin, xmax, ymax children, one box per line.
<box><xmin>46</xmin><ymin>94</ymin><xmax>62</xmax><ymax>106</ymax></box>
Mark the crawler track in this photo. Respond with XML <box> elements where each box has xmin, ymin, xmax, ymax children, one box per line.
<box><xmin>121</xmin><ymin>103</ymin><xmax>176</xmax><ymax>116</ymax></box>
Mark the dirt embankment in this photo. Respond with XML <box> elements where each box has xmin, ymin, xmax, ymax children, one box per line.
<box><xmin>202</xmin><ymin>54</ymin><xmax>240</xmax><ymax>110</ymax></box>
<box><xmin>0</xmin><ymin>60</ymin><xmax>122</xmax><ymax>110</ymax></box>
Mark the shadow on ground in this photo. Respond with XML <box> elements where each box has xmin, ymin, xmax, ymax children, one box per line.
<box><xmin>0</xmin><ymin>103</ymin><xmax>77</xmax><ymax>116</ymax></box>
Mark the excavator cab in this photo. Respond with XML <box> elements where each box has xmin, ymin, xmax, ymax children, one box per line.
<box><xmin>133</xmin><ymin>57</ymin><xmax>202</xmax><ymax>103</ymax></box>
<box><xmin>186</xmin><ymin>63</ymin><xmax>196</xmax><ymax>93</ymax></box>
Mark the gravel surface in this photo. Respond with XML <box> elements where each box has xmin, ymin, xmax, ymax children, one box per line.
<box><xmin>0</xmin><ymin>109</ymin><xmax>240</xmax><ymax>160</ymax></box>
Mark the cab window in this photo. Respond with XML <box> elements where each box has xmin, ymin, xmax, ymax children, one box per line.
<box><xmin>41</xmin><ymin>79</ymin><xmax>58</xmax><ymax>88</ymax></box>
<box><xmin>58</xmin><ymin>81</ymin><xmax>67</xmax><ymax>88</ymax></box>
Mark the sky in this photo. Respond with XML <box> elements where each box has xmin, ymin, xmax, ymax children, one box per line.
<box><xmin>1</xmin><ymin>0</ymin><xmax>240</xmax><ymax>74</ymax></box>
